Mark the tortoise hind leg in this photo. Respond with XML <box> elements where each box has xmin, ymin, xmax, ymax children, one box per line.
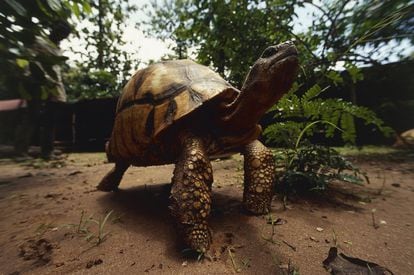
<box><xmin>242</xmin><ymin>140</ymin><xmax>276</xmax><ymax>214</ymax></box>
<box><xmin>97</xmin><ymin>162</ymin><xmax>129</xmax><ymax>192</ymax></box>
<box><xmin>170</xmin><ymin>134</ymin><xmax>213</xmax><ymax>253</ymax></box>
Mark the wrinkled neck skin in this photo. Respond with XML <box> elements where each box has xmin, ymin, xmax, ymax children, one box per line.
<box><xmin>223</xmin><ymin>78</ymin><xmax>277</xmax><ymax>132</ymax></box>
<box><xmin>220</xmin><ymin>42</ymin><xmax>299</xmax><ymax>133</ymax></box>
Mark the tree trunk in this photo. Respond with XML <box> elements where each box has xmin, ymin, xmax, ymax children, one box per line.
<box><xmin>97</xmin><ymin>0</ymin><xmax>104</xmax><ymax>69</ymax></box>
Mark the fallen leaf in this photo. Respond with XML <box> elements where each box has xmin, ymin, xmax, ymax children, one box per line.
<box><xmin>323</xmin><ymin>247</ymin><xmax>393</xmax><ymax>274</ymax></box>
<box><xmin>316</xmin><ymin>227</ymin><xmax>324</xmax><ymax>232</ymax></box>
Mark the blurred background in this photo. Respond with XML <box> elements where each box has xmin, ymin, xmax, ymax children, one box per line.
<box><xmin>0</xmin><ymin>0</ymin><xmax>413</xmax><ymax>154</ymax></box>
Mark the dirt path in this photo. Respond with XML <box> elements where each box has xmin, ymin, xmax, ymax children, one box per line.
<box><xmin>0</xmin><ymin>151</ymin><xmax>413</xmax><ymax>274</ymax></box>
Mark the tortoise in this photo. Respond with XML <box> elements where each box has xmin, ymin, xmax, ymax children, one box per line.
<box><xmin>97</xmin><ymin>41</ymin><xmax>299</xmax><ymax>253</ymax></box>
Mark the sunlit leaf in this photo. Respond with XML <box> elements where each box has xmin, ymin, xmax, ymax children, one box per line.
<box><xmin>47</xmin><ymin>0</ymin><xmax>62</xmax><ymax>12</ymax></box>
<box><xmin>345</xmin><ymin>63</ymin><xmax>364</xmax><ymax>84</ymax></box>
<box><xmin>4</xmin><ymin>0</ymin><xmax>26</xmax><ymax>16</ymax></box>
<box><xmin>35</xmin><ymin>0</ymin><xmax>52</xmax><ymax>17</ymax></box>
<box><xmin>71</xmin><ymin>2</ymin><xmax>81</xmax><ymax>18</ymax></box>
<box><xmin>326</xmin><ymin>71</ymin><xmax>343</xmax><ymax>86</ymax></box>
<box><xmin>16</xmin><ymin>58</ymin><xmax>29</xmax><ymax>68</ymax></box>
<box><xmin>82</xmin><ymin>1</ymin><xmax>92</xmax><ymax>14</ymax></box>
<box><xmin>302</xmin><ymin>84</ymin><xmax>322</xmax><ymax>101</ymax></box>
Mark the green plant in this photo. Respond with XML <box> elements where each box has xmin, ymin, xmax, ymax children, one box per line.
<box><xmin>274</xmin><ymin>121</ymin><xmax>368</xmax><ymax>195</ymax></box>
<box><xmin>145</xmin><ymin>0</ymin><xmax>297</xmax><ymax>86</ymax></box>
<box><xmin>63</xmin><ymin>0</ymin><xmax>138</xmax><ymax>101</ymax></box>
<box><xmin>264</xmin><ymin>84</ymin><xmax>394</xmax><ymax>146</ymax></box>
<box><xmin>75</xmin><ymin>209</ymin><xmax>90</xmax><ymax>234</ymax></box>
<box><xmin>86</xmin><ymin>210</ymin><xmax>113</xmax><ymax>245</ymax></box>
<box><xmin>0</xmin><ymin>0</ymin><xmax>92</xmax><ymax>100</ymax></box>
<box><xmin>261</xmin><ymin>214</ymin><xmax>279</xmax><ymax>245</ymax></box>
<box><xmin>35</xmin><ymin>222</ymin><xmax>57</xmax><ymax>237</ymax></box>
<box><xmin>64</xmin><ymin>67</ymin><xmax>119</xmax><ymax>101</ymax></box>
<box><xmin>65</xmin><ymin>210</ymin><xmax>114</xmax><ymax>245</ymax></box>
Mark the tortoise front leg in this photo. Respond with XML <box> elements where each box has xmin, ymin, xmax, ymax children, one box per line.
<box><xmin>97</xmin><ymin>162</ymin><xmax>129</xmax><ymax>192</ymax></box>
<box><xmin>242</xmin><ymin>140</ymin><xmax>276</xmax><ymax>214</ymax></box>
<box><xmin>170</xmin><ymin>135</ymin><xmax>213</xmax><ymax>253</ymax></box>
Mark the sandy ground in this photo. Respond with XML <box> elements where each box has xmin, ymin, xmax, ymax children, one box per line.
<box><xmin>0</xmin><ymin>148</ymin><xmax>413</xmax><ymax>274</ymax></box>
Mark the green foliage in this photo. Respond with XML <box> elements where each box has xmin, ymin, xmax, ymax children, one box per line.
<box><xmin>146</xmin><ymin>0</ymin><xmax>408</xmax><ymax>145</ymax></box>
<box><xmin>287</xmin><ymin>1</ymin><xmax>412</xmax><ymax>143</ymax></box>
<box><xmin>293</xmin><ymin>0</ymin><xmax>413</xmax><ymax>80</ymax></box>
<box><xmin>64</xmin><ymin>67</ymin><xmax>118</xmax><ymax>100</ymax></box>
<box><xmin>146</xmin><ymin>0</ymin><xmax>412</xmax><ymax>86</ymax></box>
<box><xmin>345</xmin><ymin>63</ymin><xmax>364</xmax><ymax>84</ymax></box>
<box><xmin>349</xmin><ymin>1</ymin><xmax>414</xmax><ymax>49</ymax></box>
<box><xmin>264</xmin><ymin>84</ymin><xmax>394</xmax><ymax>146</ymax></box>
<box><xmin>272</xmin><ymin>120</ymin><xmax>368</xmax><ymax>194</ymax></box>
<box><xmin>0</xmin><ymin>0</ymin><xmax>91</xmax><ymax>99</ymax></box>
<box><xmin>144</xmin><ymin>0</ymin><xmax>407</xmax><ymax>196</ymax></box>
<box><xmin>1</xmin><ymin>0</ymin><xmax>137</xmax><ymax>101</ymax></box>
<box><xmin>146</xmin><ymin>0</ymin><xmax>297</xmax><ymax>86</ymax></box>
<box><xmin>78</xmin><ymin>0</ymin><xmax>136</xmax><ymax>73</ymax></box>
<box><xmin>275</xmin><ymin>143</ymin><xmax>368</xmax><ymax>195</ymax></box>
<box><xmin>88</xmin><ymin>210</ymin><xmax>113</xmax><ymax>245</ymax></box>
<box><xmin>65</xmin><ymin>209</ymin><xmax>115</xmax><ymax>245</ymax></box>
<box><xmin>64</xmin><ymin>0</ymin><xmax>138</xmax><ymax>100</ymax></box>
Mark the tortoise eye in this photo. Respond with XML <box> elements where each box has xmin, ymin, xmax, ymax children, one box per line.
<box><xmin>261</xmin><ymin>47</ymin><xmax>277</xmax><ymax>58</ymax></box>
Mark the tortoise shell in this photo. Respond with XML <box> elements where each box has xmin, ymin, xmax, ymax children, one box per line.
<box><xmin>107</xmin><ymin>59</ymin><xmax>240</xmax><ymax>166</ymax></box>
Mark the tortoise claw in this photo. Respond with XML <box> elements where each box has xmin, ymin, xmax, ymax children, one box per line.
<box><xmin>97</xmin><ymin>180</ymin><xmax>119</xmax><ymax>192</ymax></box>
<box><xmin>243</xmin><ymin>198</ymin><xmax>271</xmax><ymax>215</ymax></box>
<box><xmin>182</xmin><ymin>223</ymin><xmax>212</xmax><ymax>253</ymax></box>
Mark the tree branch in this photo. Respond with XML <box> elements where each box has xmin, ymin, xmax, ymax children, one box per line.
<box><xmin>322</xmin><ymin>0</ymin><xmax>353</xmax><ymax>58</ymax></box>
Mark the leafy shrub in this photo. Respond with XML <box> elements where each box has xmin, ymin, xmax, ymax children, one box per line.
<box><xmin>273</xmin><ymin>121</ymin><xmax>369</xmax><ymax>195</ymax></box>
<box><xmin>275</xmin><ymin>143</ymin><xmax>368</xmax><ymax>195</ymax></box>
<box><xmin>264</xmin><ymin>84</ymin><xmax>394</xmax><ymax>147</ymax></box>
<box><xmin>64</xmin><ymin>68</ymin><xmax>119</xmax><ymax>101</ymax></box>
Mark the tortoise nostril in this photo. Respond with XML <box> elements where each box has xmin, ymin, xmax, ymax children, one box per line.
<box><xmin>261</xmin><ymin>47</ymin><xmax>277</xmax><ymax>58</ymax></box>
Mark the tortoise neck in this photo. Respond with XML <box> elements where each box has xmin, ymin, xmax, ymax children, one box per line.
<box><xmin>220</xmin><ymin>81</ymin><xmax>276</xmax><ymax>132</ymax></box>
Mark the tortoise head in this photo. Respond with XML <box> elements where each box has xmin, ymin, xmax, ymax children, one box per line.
<box><xmin>221</xmin><ymin>41</ymin><xmax>299</xmax><ymax>133</ymax></box>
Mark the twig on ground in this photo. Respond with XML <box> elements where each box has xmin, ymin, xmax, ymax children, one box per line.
<box><xmin>371</xmin><ymin>209</ymin><xmax>380</xmax><ymax>229</ymax></box>
<box><xmin>228</xmin><ymin>247</ymin><xmax>241</xmax><ymax>273</ymax></box>
<box><xmin>282</xmin><ymin>240</ymin><xmax>297</xmax><ymax>251</ymax></box>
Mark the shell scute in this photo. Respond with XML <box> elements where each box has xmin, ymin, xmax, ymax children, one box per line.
<box><xmin>108</xmin><ymin>59</ymin><xmax>239</xmax><ymax>165</ymax></box>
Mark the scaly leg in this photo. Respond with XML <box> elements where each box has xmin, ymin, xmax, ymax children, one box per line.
<box><xmin>242</xmin><ymin>140</ymin><xmax>275</xmax><ymax>214</ymax></box>
<box><xmin>97</xmin><ymin>162</ymin><xmax>129</xmax><ymax>192</ymax></box>
<box><xmin>170</xmin><ymin>134</ymin><xmax>213</xmax><ymax>253</ymax></box>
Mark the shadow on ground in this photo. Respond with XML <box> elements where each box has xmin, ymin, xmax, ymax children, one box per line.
<box><xmin>96</xmin><ymin>182</ymin><xmax>286</xmax><ymax>273</ymax></box>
